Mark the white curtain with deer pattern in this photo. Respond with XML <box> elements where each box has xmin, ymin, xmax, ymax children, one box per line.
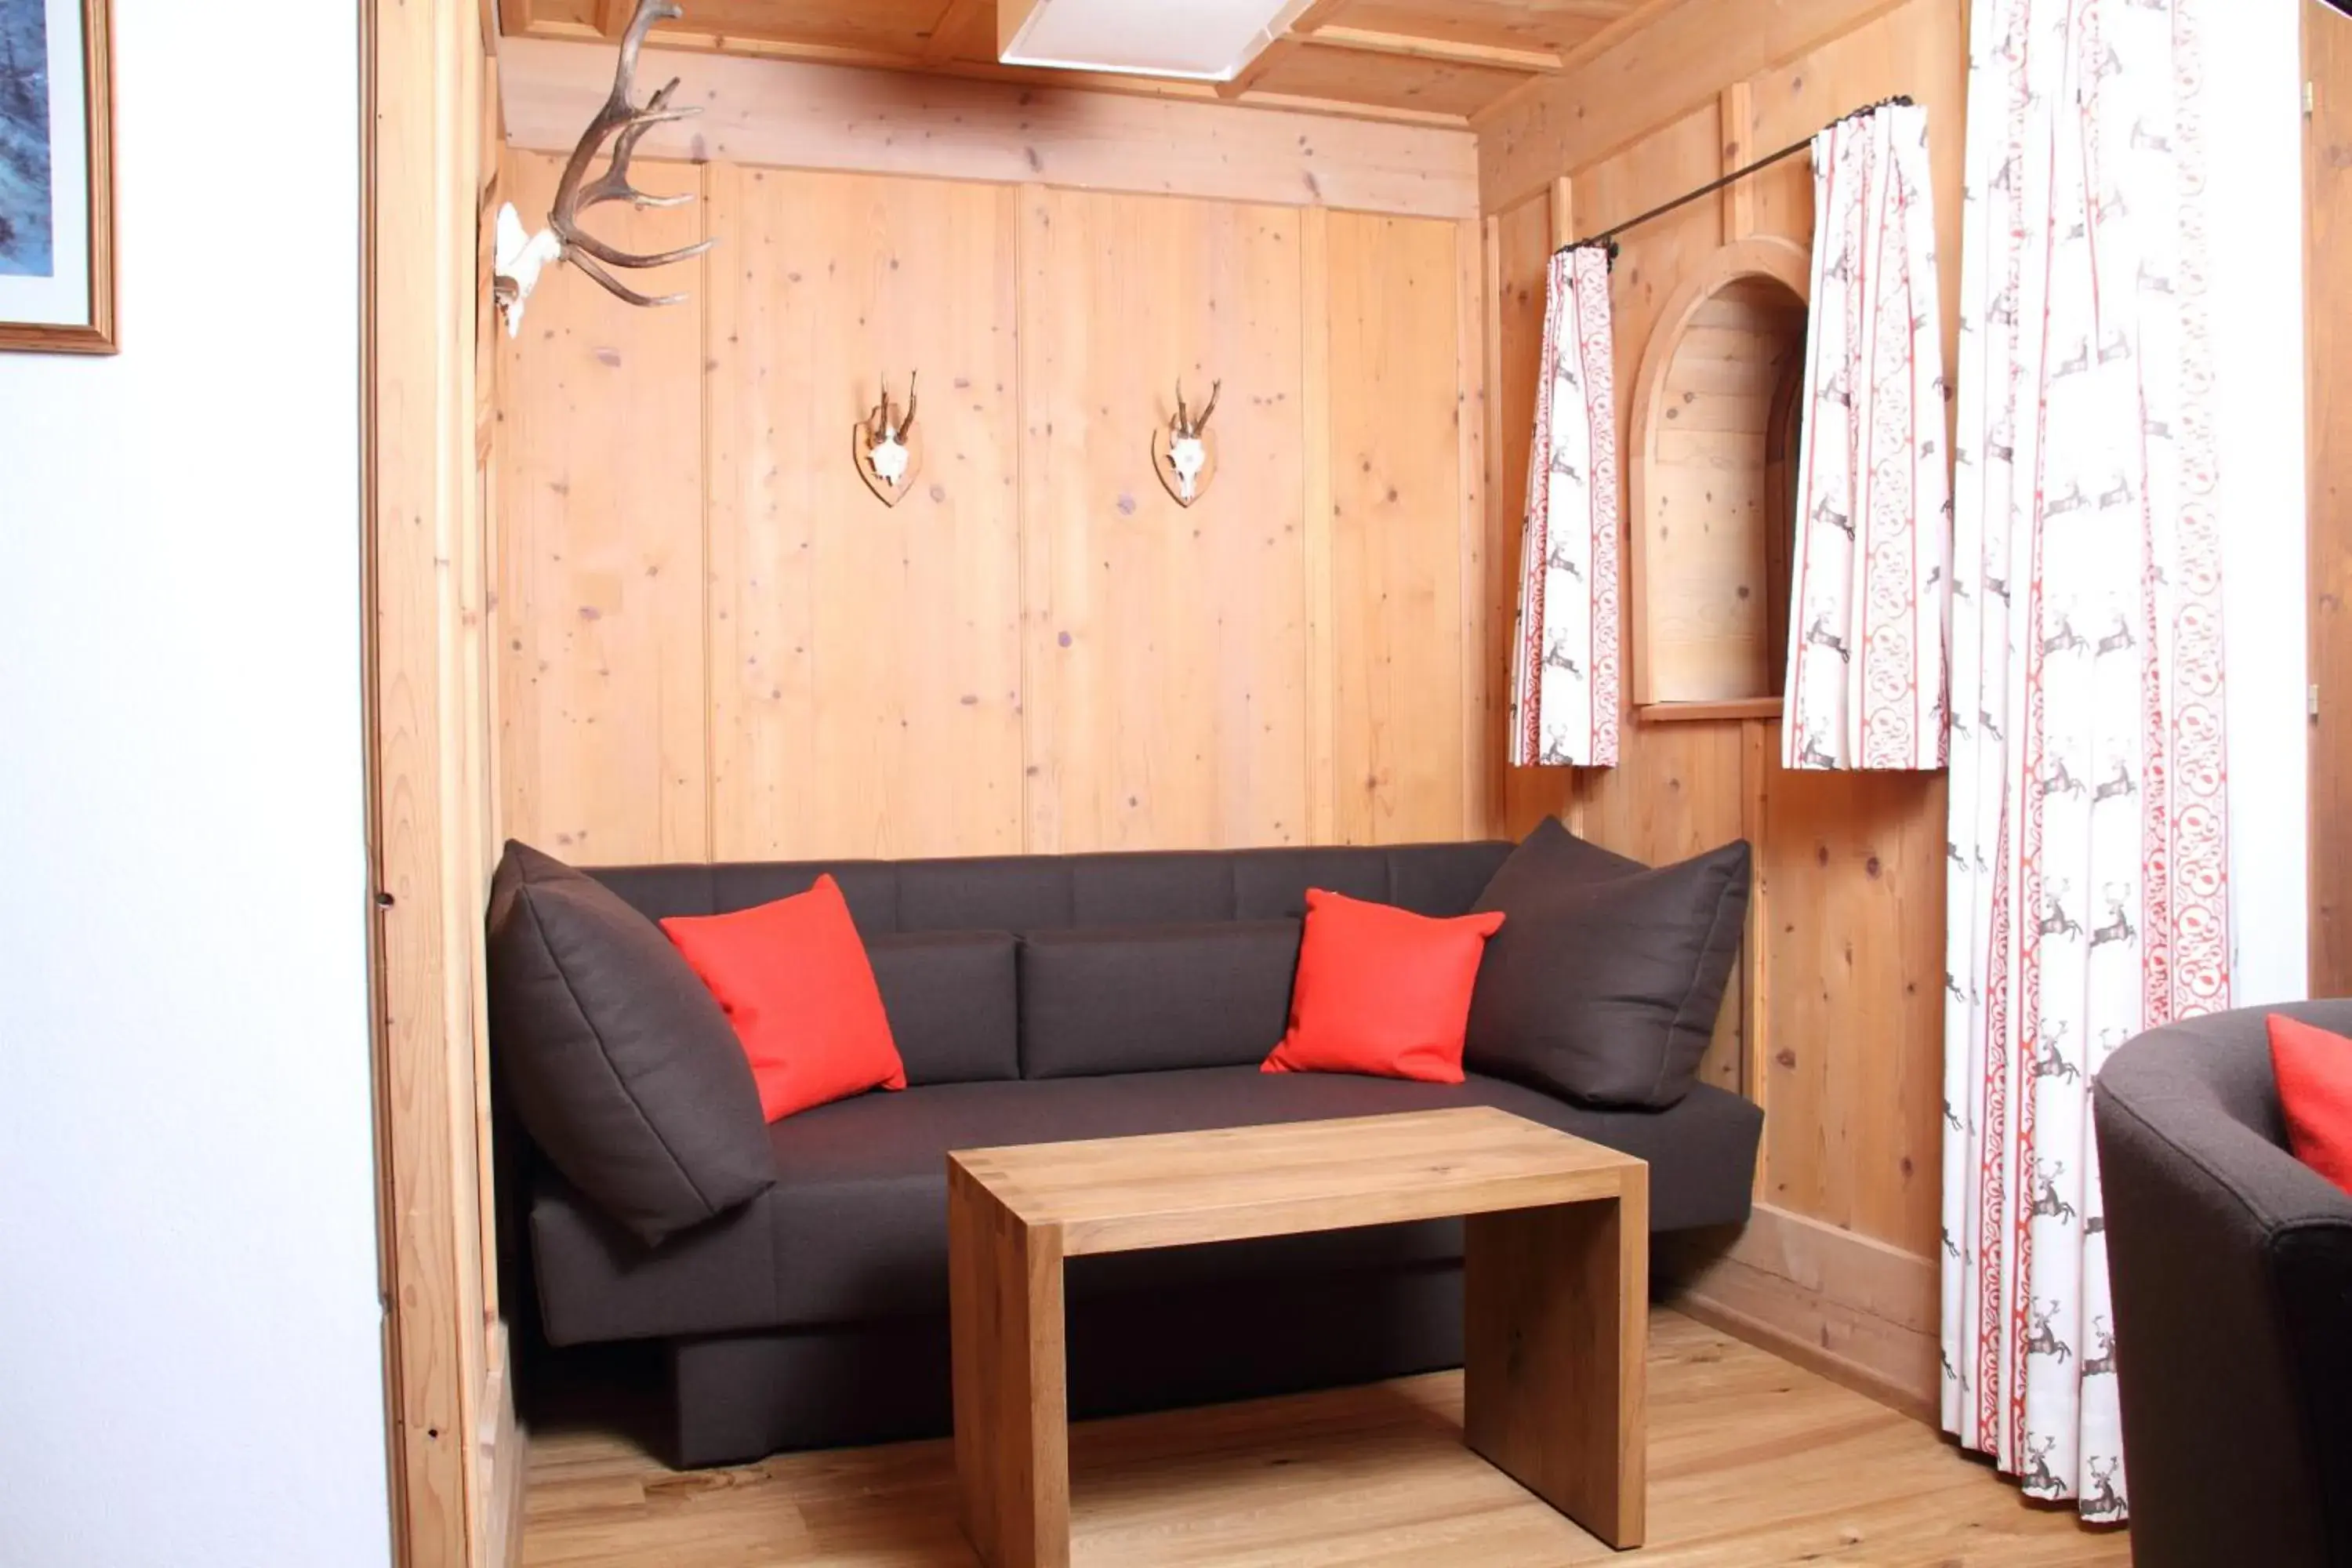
<box><xmin>1940</xmin><ymin>0</ymin><xmax>2228</xmax><ymax>1523</ymax></box>
<box><xmin>1781</xmin><ymin>101</ymin><xmax>1951</xmax><ymax>771</ymax></box>
<box><xmin>1511</xmin><ymin>245</ymin><xmax>1621</xmax><ymax>769</ymax></box>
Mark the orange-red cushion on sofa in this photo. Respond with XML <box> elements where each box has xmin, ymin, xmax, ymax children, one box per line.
<box><xmin>662</xmin><ymin>876</ymin><xmax>907</xmax><ymax>1123</ymax></box>
<box><xmin>2268</xmin><ymin>1013</ymin><xmax>2352</xmax><ymax>1196</ymax></box>
<box><xmin>1261</xmin><ymin>889</ymin><xmax>1505</xmax><ymax>1085</ymax></box>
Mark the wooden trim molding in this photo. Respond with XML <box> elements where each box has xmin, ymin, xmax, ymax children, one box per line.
<box><xmin>1659</xmin><ymin>1203</ymin><xmax>1940</xmax><ymax>1423</ymax></box>
<box><xmin>1638</xmin><ymin>698</ymin><xmax>1785</xmax><ymax>724</ymax></box>
<box><xmin>368</xmin><ymin>0</ymin><xmax>517</xmax><ymax>1563</ymax></box>
<box><xmin>497</xmin><ymin>36</ymin><xmax>1479</xmax><ymax>220</ymax></box>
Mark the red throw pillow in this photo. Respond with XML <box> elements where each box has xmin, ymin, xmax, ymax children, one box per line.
<box><xmin>2268</xmin><ymin>1014</ymin><xmax>2352</xmax><ymax>1196</ymax></box>
<box><xmin>1263</xmin><ymin>889</ymin><xmax>1505</xmax><ymax>1084</ymax></box>
<box><xmin>662</xmin><ymin>876</ymin><xmax>906</xmax><ymax>1123</ymax></box>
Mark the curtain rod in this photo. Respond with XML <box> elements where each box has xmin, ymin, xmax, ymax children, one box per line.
<box><xmin>1555</xmin><ymin>95</ymin><xmax>1916</xmax><ymax>261</ymax></box>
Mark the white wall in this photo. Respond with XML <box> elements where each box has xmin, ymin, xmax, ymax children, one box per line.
<box><xmin>0</xmin><ymin>7</ymin><xmax>390</xmax><ymax>1567</ymax></box>
<box><xmin>2211</xmin><ymin>0</ymin><xmax>2312</xmax><ymax>1007</ymax></box>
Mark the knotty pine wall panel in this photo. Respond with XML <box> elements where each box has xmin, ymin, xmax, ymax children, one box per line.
<box><xmin>1326</xmin><ymin>212</ymin><xmax>1472</xmax><ymax>844</ymax></box>
<box><xmin>1481</xmin><ymin>0</ymin><xmax>1969</xmax><ymax>1416</ymax></box>
<box><xmin>497</xmin><ymin>158</ymin><xmax>1483</xmax><ymax>864</ymax></box>
<box><xmin>1738</xmin><ymin>0</ymin><xmax>1965</xmax><ymax>1263</ymax></box>
<box><xmin>1018</xmin><ymin>190</ymin><xmax>1312</xmax><ymax>854</ymax></box>
<box><xmin>704</xmin><ymin>167</ymin><xmax>1025</xmax><ymax>860</ymax></box>
<box><xmin>497</xmin><ymin>154</ymin><xmax>711</xmax><ymax>864</ymax></box>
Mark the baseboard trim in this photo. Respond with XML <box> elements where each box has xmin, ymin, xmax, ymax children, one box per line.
<box><xmin>1660</xmin><ymin>1203</ymin><xmax>1941</xmax><ymax>1425</ymax></box>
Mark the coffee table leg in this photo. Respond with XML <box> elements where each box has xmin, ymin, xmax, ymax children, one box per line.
<box><xmin>949</xmin><ymin>1164</ymin><xmax>1070</xmax><ymax>1568</ymax></box>
<box><xmin>1462</xmin><ymin>1169</ymin><xmax>1650</xmax><ymax>1549</ymax></box>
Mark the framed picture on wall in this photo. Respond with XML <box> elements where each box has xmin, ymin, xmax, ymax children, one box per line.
<box><xmin>0</xmin><ymin>0</ymin><xmax>114</xmax><ymax>354</ymax></box>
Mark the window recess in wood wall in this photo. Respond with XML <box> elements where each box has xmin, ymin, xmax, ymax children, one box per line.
<box><xmin>1626</xmin><ymin>238</ymin><xmax>1810</xmax><ymax>721</ymax></box>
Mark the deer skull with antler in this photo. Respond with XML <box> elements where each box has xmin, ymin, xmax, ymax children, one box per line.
<box><xmin>493</xmin><ymin>0</ymin><xmax>715</xmax><ymax>336</ymax></box>
<box><xmin>1160</xmin><ymin>379</ymin><xmax>1221</xmax><ymax>506</ymax></box>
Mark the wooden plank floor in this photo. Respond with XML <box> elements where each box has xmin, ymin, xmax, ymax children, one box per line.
<box><xmin>521</xmin><ymin>1312</ymin><xmax>2128</xmax><ymax>1566</ymax></box>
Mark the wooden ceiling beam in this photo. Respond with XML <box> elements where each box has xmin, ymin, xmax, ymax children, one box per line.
<box><xmin>921</xmin><ymin>0</ymin><xmax>988</xmax><ymax>64</ymax></box>
<box><xmin>1217</xmin><ymin>38</ymin><xmax>1294</xmax><ymax>100</ymax></box>
<box><xmin>503</xmin><ymin>0</ymin><xmax>1509</xmax><ymax>131</ymax></box>
<box><xmin>1298</xmin><ymin>25</ymin><xmax>1564</xmax><ymax>74</ymax></box>
<box><xmin>499</xmin><ymin>34</ymin><xmax>1479</xmax><ymax>215</ymax></box>
<box><xmin>1236</xmin><ymin>88</ymin><xmax>1472</xmax><ymax>129</ymax></box>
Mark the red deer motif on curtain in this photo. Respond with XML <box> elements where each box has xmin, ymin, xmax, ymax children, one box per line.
<box><xmin>1783</xmin><ymin>100</ymin><xmax>1953</xmax><ymax>771</ymax></box>
<box><xmin>1510</xmin><ymin>245</ymin><xmax>1621</xmax><ymax>768</ymax></box>
<box><xmin>1940</xmin><ymin>0</ymin><xmax>2229</xmax><ymax>1523</ymax></box>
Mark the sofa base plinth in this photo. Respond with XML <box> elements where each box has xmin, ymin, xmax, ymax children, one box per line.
<box><xmin>666</xmin><ymin>1262</ymin><xmax>1465</xmax><ymax>1469</ymax></box>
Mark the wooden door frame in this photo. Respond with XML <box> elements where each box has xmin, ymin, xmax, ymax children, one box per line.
<box><xmin>2310</xmin><ymin>0</ymin><xmax>2350</xmax><ymax>997</ymax></box>
<box><xmin>365</xmin><ymin>1</ymin><xmax>517</xmax><ymax>1566</ymax></box>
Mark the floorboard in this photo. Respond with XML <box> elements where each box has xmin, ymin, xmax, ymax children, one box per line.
<box><xmin>521</xmin><ymin>1312</ymin><xmax>2129</xmax><ymax>1566</ymax></box>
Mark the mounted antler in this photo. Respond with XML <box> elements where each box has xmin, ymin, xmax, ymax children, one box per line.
<box><xmin>1161</xmin><ymin>377</ymin><xmax>1222</xmax><ymax>506</ymax></box>
<box><xmin>495</xmin><ymin>0</ymin><xmax>714</xmax><ymax>331</ymax></box>
<box><xmin>861</xmin><ymin>372</ymin><xmax>920</xmax><ymax>494</ymax></box>
<box><xmin>1173</xmin><ymin>378</ymin><xmax>1221</xmax><ymax>438</ymax></box>
<box><xmin>548</xmin><ymin>0</ymin><xmax>716</xmax><ymax>307</ymax></box>
<box><xmin>868</xmin><ymin>371</ymin><xmax>918</xmax><ymax>444</ymax></box>
<box><xmin>891</xmin><ymin>371</ymin><xmax>919</xmax><ymax>440</ymax></box>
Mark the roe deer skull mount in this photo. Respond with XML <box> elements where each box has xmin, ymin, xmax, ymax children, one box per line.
<box><xmin>492</xmin><ymin>0</ymin><xmax>715</xmax><ymax>337</ymax></box>
<box><xmin>855</xmin><ymin>374</ymin><xmax>922</xmax><ymax>507</ymax></box>
<box><xmin>1152</xmin><ymin>379</ymin><xmax>1221</xmax><ymax>508</ymax></box>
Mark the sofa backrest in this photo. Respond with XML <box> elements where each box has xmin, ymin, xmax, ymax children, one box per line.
<box><xmin>590</xmin><ymin>843</ymin><xmax>1512</xmax><ymax>1085</ymax></box>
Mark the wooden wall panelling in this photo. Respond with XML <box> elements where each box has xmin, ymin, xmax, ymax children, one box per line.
<box><xmin>1326</xmin><ymin>212</ymin><xmax>1472</xmax><ymax>843</ymax></box>
<box><xmin>1560</xmin><ymin>105</ymin><xmax>1748</xmax><ymax>893</ymax></box>
<box><xmin>498</xmin><ymin>38</ymin><xmax>1480</xmax><ymax>220</ymax></box>
<box><xmin>1758</xmin><ymin>765</ymin><xmax>1946</xmax><ymax>1248</ymax></box>
<box><xmin>1486</xmin><ymin>189</ymin><xmax>1570</xmax><ymax>841</ymax></box>
<box><xmin>2310</xmin><ymin>0</ymin><xmax>2352</xmax><ymax>995</ymax></box>
<box><xmin>1587</xmin><ymin>109</ymin><xmax>1766</xmax><ymax>1101</ymax></box>
<box><xmin>1638</xmin><ymin>274</ymin><xmax>1808</xmax><ymax>705</ymax></box>
<box><xmin>496</xmin><ymin>154</ymin><xmax>710</xmax><ymax>863</ymax></box>
<box><xmin>1019</xmin><ymin>190</ymin><xmax>1312</xmax><ymax>852</ymax></box>
<box><xmin>1303</xmin><ymin>210</ymin><xmax>1341</xmax><ymax>846</ymax></box>
<box><xmin>1470</xmin><ymin>0</ymin><xmax>1969</xmax><ymax>1417</ymax></box>
<box><xmin>1456</xmin><ymin>213</ymin><xmax>1495</xmax><ymax>838</ymax></box>
<box><xmin>1741</xmin><ymin>0</ymin><xmax>1962</xmax><ymax>1261</ymax></box>
<box><xmin>704</xmin><ymin>166</ymin><xmax>1025</xmax><ymax>859</ymax></box>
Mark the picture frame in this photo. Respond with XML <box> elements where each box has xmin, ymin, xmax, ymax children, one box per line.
<box><xmin>0</xmin><ymin>0</ymin><xmax>114</xmax><ymax>354</ymax></box>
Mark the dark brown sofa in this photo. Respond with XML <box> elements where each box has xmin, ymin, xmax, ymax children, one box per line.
<box><xmin>506</xmin><ymin>841</ymin><xmax>1764</xmax><ymax>1467</ymax></box>
<box><xmin>2094</xmin><ymin>1002</ymin><xmax>2352</xmax><ymax>1568</ymax></box>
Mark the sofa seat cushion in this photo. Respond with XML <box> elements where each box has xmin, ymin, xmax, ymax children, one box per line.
<box><xmin>528</xmin><ymin>1066</ymin><xmax>1763</xmax><ymax>1347</ymax></box>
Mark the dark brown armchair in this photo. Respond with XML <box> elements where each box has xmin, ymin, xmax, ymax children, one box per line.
<box><xmin>2093</xmin><ymin>1002</ymin><xmax>2352</xmax><ymax>1568</ymax></box>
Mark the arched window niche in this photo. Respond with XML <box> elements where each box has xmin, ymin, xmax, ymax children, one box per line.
<box><xmin>1627</xmin><ymin>237</ymin><xmax>1812</xmax><ymax>722</ymax></box>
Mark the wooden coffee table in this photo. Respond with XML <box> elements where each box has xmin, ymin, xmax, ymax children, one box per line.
<box><xmin>946</xmin><ymin>1106</ymin><xmax>1649</xmax><ymax>1567</ymax></box>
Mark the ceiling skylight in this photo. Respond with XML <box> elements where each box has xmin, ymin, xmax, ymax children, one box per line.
<box><xmin>997</xmin><ymin>0</ymin><xmax>1319</xmax><ymax>82</ymax></box>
